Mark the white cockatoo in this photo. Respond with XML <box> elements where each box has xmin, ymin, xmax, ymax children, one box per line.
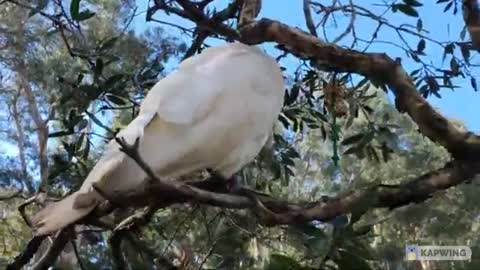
<box><xmin>32</xmin><ymin>42</ymin><xmax>285</xmax><ymax>236</ymax></box>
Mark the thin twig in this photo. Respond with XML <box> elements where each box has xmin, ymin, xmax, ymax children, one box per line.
<box><xmin>5</xmin><ymin>236</ymin><xmax>46</xmax><ymax>270</ymax></box>
<box><xmin>31</xmin><ymin>228</ymin><xmax>72</xmax><ymax>270</ymax></box>
<box><xmin>71</xmin><ymin>239</ymin><xmax>87</xmax><ymax>270</ymax></box>
<box><xmin>196</xmin><ymin>240</ymin><xmax>217</xmax><ymax>270</ymax></box>
<box><xmin>303</xmin><ymin>0</ymin><xmax>318</xmax><ymax>37</ymax></box>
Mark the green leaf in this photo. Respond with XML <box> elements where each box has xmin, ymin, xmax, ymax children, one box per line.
<box><xmin>62</xmin><ymin>142</ymin><xmax>75</xmax><ymax>156</ymax></box>
<box><xmin>410</xmin><ymin>51</ymin><xmax>421</xmax><ymax>62</ymax></box>
<box><xmin>355</xmin><ymin>77</ymin><xmax>369</xmax><ymax>89</ymax></box>
<box><xmin>106</xmin><ymin>94</ymin><xmax>126</xmax><ymax>105</ymax></box>
<box><xmin>367</xmin><ymin>146</ymin><xmax>380</xmax><ymax>163</ymax></box>
<box><xmin>75</xmin><ymin>133</ymin><xmax>85</xmax><ymax>152</ymax></box>
<box><xmin>410</xmin><ymin>68</ymin><xmax>422</xmax><ymax>77</ymax></box>
<box><xmin>291</xmin><ymin>223</ymin><xmax>327</xmax><ymax>238</ymax></box>
<box><xmin>343</xmin><ymin>145</ymin><xmax>359</xmax><ymax>155</ymax></box>
<box><xmin>82</xmin><ymin>138</ymin><xmax>91</xmax><ymax>159</ymax></box>
<box><xmin>285</xmin><ymin>166</ymin><xmax>295</xmax><ymax>176</ymax></box>
<box><xmin>460</xmin><ymin>26</ymin><xmax>467</xmax><ymax>41</ymax></box>
<box><xmin>70</xmin><ymin>0</ymin><xmax>95</xmax><ymax>21</ymax></box>
<box><xmin>282</xmin><ymin>157</ymin><xmax>295</xmax><ymax>167</ymax></box>
<box><xmin>289</xmin><ymin>85</ymin><xmax>300</xmax><ymax>104</ymax></box>
<box><xmin>362</xmin><ymin>105</ymin><xmax>374</xmax><ymax>115</ymax></box>
<box><xmin>461</xmin><ymin>45</ymin><xmax>471</xmax><ymax>64</ymax></box>
<box><xmin>103</xmin><ymin>74</ymin><xmax>125</xmax><ymax>90</ymax></box>
<box><xmin>94</xmin><ymin>58</ymin><xmax>104</xmax><ymax>79</ymax></box>
<box><xmin>48</xmin><ymin>130</ymin><xmax>74</xmax><ymax>138</ymax></box>
<box><xmin>471</xmin><ymin>77</ymin><xmax>478</xmax><ymax>91</ymax></box>
<box><xmin>381</xmin><ymin>143</ymin><xmax>392</xmax><ymax>162</ymax></box>
<box><xmin>77</xmin><ymin>73</ymin><xmax>84</xmax><ymax>84</ymax></box>
<box><xmin>335</xmin><ymin>250</ymin><xmax>374</xmax><ymax>270</ymax></box>
<box><xmin>278</xmin><ymin>114</ymin><xmax>290</xmax><ymax>129</ymax></box>
<box><xmin>416</xmin><ymin>18</ymin><xmax>423</xmax><ymax>32</ymax></box>
<box><xmin>341</xmin><ymin>133</ymin><xmax>365</xmax><ymax>146</ymax></box>
<box><xmin>75</xmin><ymin>11</ymin><xmax>95</xmax><ymax>21</ymax></box>
<box><xmin>445</xmin><ymin>43</ymin><xmax>455</xmax><ymax>54</ymax></box>
<box><xmin>78</xmin><ymin>84</ymin><xmax>102</xmax><ymax>100</ymax></box>
<box><xmin>265</xmin><ymin>254</ymin><xmax>302</xmax><ymax>270</ymax></box>
<box><xmin>403</xmin><ymin>0</ymin><xmax>423</xmax><ymax>7</ymax></box>
<box><xmin>443</xmin><ymin>1</ymin><xmax>453</xmax><ymax>12</ymax></box>
<box><xmin>425</xmin><ymin>75</ymin><xmax>440</xmax><ymax>93</ymax></box>
<box><xmin>70</xmin><ymin>0</ymin><xmax>80</xmax><ymax>18</ymax></box>
<box><xmin>76</xmin><ymin>119</ymin><xmax>88</xmax><ymax>130</ymax></box>
<box><xmin>98</xmin><ymin>37</ymin><xmax>119</xmax><ymax>51</ymax></box>
<box><xmin>395</xmin><ymin>4</ymin><xmax>419</xmax><ymax>17</ymax></box>
<box><xmin>270</xmin><ymin>161</ymin><xmax>282</xmax><ymax>179</ymax></box>
<box><xmin>353</xmin><ymin>224</ymin><xmax>373</xmax><ymax>237</ymax></box>
<box><xmin>286</xmin><ymin>147</ymin><xmax>301</xmax><ymax>159</ymax></box>
<box><xmin>417</xmin><ymin>39</ymin><xmax>426</xmax><ymax>53</ymax></box>
<box><xmin>450</xmin><ymin>58</ymin><xmax>459</xmax><ymax>74</ymax></box>
<box><xmin>443</xmin><ymin>43</ymin><xmax>455</xmax><ymax>61</ymax></box>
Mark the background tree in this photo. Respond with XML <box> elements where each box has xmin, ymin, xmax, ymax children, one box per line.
<box><xmin>2</xmin><ymin>0</ymin><xmax>480</xmax><ymax>269</ymax></box>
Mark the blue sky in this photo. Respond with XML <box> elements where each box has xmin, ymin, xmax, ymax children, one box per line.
<box><xmin>133</xmin><ymin>0</ymin><xmax>480</xmax><ymax>132</ymax></box>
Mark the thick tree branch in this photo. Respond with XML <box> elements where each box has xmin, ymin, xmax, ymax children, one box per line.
<box><xmin>148</xmin><ymin>1</ymin><xmax>480</xmax><ymax>160</ymax></box>
<box><xmin>237</xmin><ymin>18</ymin><xmax>480</xmax><ymax>160</ymax></box>
<box><xmin>462</xmin><ymin>0</ymin><xmax>480</xmax><ymax>50</ymax></box>
<box><xmin>111</xmin><ymin>136</ymin><xmax>480</xmax><ymax>226</ymax></box>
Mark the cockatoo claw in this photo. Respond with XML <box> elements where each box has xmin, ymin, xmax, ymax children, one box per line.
<box><xmin>207</xmin><ymin>169</ymin><xmax>242</xmax><ymax>193</ymax></box>
<box><xmin>226</xmin><ymin>175</ymin><xmax>242</xmax><ymax>193</ymax></box>
<box><xmin>115</xmin><ymin>136</ymin><xmax>141</xmax><ymax>158</ymax></box>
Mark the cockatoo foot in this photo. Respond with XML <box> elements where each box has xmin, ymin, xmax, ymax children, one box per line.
<box><xmin>225</xmin><ymin>175</ymin><xmax>242</xmax><ymax>193</ymax></box>
<box><xmin>207</xmin><ymin>169</ymin><xmax>241</xmax><ymax>193</ymax></box>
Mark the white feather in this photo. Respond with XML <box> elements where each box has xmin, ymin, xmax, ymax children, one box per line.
<box><xmin>32</xmin><ymin>43</ymin><xmax>285</xmax><ymax>235</ymax></box>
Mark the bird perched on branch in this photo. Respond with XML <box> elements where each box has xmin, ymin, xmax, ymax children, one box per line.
<box><xmin>32</xmin><ymin>42</ymin><xmax>285</xmax><ymax>235</ymax></box>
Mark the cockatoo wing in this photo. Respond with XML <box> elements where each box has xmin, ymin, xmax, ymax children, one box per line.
<box><xmin>32</xmin><ymin>43</ymin><xmax>285</xmax><ymax>236</ymax></box>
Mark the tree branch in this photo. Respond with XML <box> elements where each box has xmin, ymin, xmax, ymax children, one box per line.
<box><xmin>14</xmin><ymin>138</ymin><xmax>479</xmax><ymax>268</ymax></box>
<box><xmin>237</xmin><ymin>18</ymin><xmax>480</xmax><ymax>160</ymax></box>
<box><xmin>182</xmin><ymin>29</ymin><xmax>209</xmax><ymax>60</ymax></box>
<box><xmin>462</xmin><ymin>0</ymin><xmax>480</xmax><ymax>50</ymax></box>
<box><xmin>148</xmin><ymin>2</ymin><xmax>480</xmax><ymax>160</ymax></box>
<box><xmin>109</xmin><ymin>230</ymin><xmax>128</xmax><ymax>270</ymax></box>
<box><xmin>111</xmin><ymin>135</ymin><xmax>480</xmax><ymax>226</ymax></box>
<box><xmin>6</xmin><ymin>236</ymin><xmax>46</xmax><ymax>270</ymax></box>
<box><xmin>238</xmin><ymin>0</ymin><xmax>261</xmax><ymax>26</ymax></box>
<box><xmin>31</xmin><ymin>228</ymin><xmax>72</xmax><ymax>270</ymax></box>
